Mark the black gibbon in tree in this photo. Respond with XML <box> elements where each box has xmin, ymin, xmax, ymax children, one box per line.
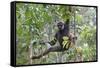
<box><xmin>31</xmin><ymin>21</ymin><xmax>82</xmax><ymax>59</ymax></box>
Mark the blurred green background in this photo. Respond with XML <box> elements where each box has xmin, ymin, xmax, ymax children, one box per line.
<box><xmin>16</xmin><ymin>3</ymin><xmax>97</xmax><ymax>65</ymax></box>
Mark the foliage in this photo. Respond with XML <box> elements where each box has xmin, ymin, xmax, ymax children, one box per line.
<box><xmin>16</xmin><ymin>3</ymin><xmax>97</xmax><ymax>65</ymax></box>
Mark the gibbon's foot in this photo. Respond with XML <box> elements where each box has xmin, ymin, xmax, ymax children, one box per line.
<box><xmin>31</xmin><ymin>55</ymin><xmax>41</xmax><ymax>59</ymax></box>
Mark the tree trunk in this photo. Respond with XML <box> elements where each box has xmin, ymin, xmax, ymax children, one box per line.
<box><xmin>29</xmin><ymin>26</ymin><xmax>33</xmax><ymax>64</ymax></box>
<box><xmin>29</xmin><ymin>40</ymin><xmax>33</xmax><ymax>64</ymax></box>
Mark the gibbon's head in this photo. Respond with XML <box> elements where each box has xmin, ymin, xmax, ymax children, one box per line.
<box><xmin>57</xmin><ymin>21</ymin><xmax>64</xmax><ymax>30</ymax></box>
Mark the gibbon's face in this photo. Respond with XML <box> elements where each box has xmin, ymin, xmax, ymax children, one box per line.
<box><xmin>57</xmin><ymin>22</ymin><xmax>64</xmax><ymax>30</ymax></box>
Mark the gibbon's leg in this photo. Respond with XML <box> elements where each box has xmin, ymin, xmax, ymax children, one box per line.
<box><xmin>31</xmin><ymin>45</ymin><xmax>62</xmax><ymax>59</ymax></box>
